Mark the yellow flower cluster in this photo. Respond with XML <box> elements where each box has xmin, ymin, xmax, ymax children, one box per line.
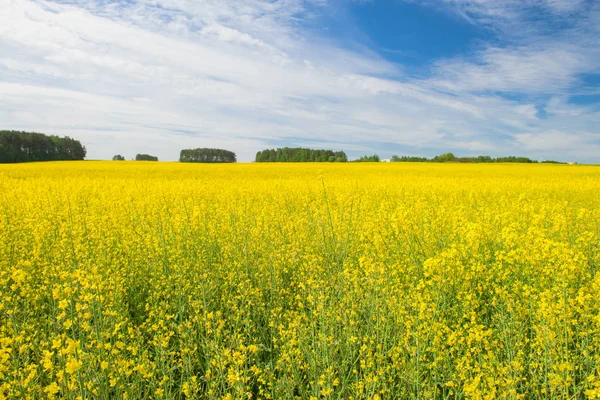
<box><xmin>1</xmin><ymin>161</ymin><xmax>599</xmax><ymax>399</ymax></box>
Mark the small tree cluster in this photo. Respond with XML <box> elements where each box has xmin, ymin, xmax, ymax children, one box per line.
<box><xmin>391</xmin><ymin>155</ymin><xmax>429</xmax><ymax>162</ymax></box>
<box><xmin>135</xmin><ymin>154</ymin><xmax>158</xmax><ymax>161</ymax></box>
<box><xmin>540</xmin><ymin>160</ymin><xmax>566</xmax><ymax>164</ymax></box>
<box><xmin>352</xmin><ymin>154</ymin><xmax>381</xmax><ymax>162</ymax></box>
<box><xmin>391</xmin><ymin>153</ymin><xmax>544</xmax><ymax>164</ymax></box>
<box><xmin>112</xmin><ymin>155</ymin><xmax>125</xmax><ymax>161</ymax></box>
<box><xmin>180</xmin><ymin>148</ymin><xmax>236</xmax><ymax>163</ymax></box>
<box><xmin>494</xmin><ymin>156</ymin><xmax>538</xmax><ymax>163</ymax></box>
<box><xmin>0</xmin><ymin>130</ymin><xmax>86</xmax><ymax>163</ymax></box>
<box><xmin>255</xmin><ymin>148</ymin><xmax>348</xmax><ymax>162</ymax></box>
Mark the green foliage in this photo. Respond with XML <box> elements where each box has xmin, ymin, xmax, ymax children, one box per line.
<box><xmin>352</xmin><ymin>154</ymin><xmax>381</xmax><ymax>162</ymax></box>
<box><xmin>0</xmin><ymin>130</ymin><xmax>86</xmax><ymax>163</ymax></box>
<box><xmin>135</xmin><ymin>154</ymin><xmax>159</xmax><ymax>161</ymax></box>
<box><xmin>494</xmin><ymin>156</ymin><xmax>537</xmax><ymax>163</ymax></box>
<box><xmin>180</xmin><ymin>148</ymin><xmax>237</xmax><ymax>163</ymax></box>
<box><xmin>112</xmin><ymin>155</ymin><xmax>125</xmax><ymax>161</ymax></box>
<box><xmin>432</xmin><ymin>152</ymin><xmax>456</xmax><ymax>163</ymax></box>
<box><xmin>255</xmin><ymin>147</ymin><xmax>348</xmax><ymax>162</ymax></box>
<box><xmin>391</xmin><ymin>155</ymin><xmax>429</xmax><ymax>162</ymax></box>
<box><xmin>390</xmin><ymin>153</ymin><xmax>543</xmax><ymax>164</ymax></box>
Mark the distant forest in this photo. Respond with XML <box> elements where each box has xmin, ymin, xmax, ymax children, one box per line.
<box><xmin>0</xmin><ymin>130</ymin><xmax>86</xmax><ymax>163</ymax></box>
<box><xmin>135</xmin><ymin>154</ymin><xmax>159</xmax><ymax>161</ymax></box>
<box><xmin>390</xmin><ymin>153</ymin><xmax>566</xmax><ymax>164</ymax></box>
<box><xmin>352</xmin><ymin>154</ymin><xmax>381</xmax><ymax>162</ymax></box>
<box><xmin>180</xmin><ymin>148</ymin><xmax>236</xmax><ymax>163</ymax></box>
<box><xmin>2</xmin><ymin>131</ymin><xmax>570</xmax><ymax>165</ymax></box>
<box><xmin>254</xmin><ymin>149</ymin><xmax>565</xmax><ymax>164</ymax></box>
<box><xmin>256</xmin><ymin>148</ymin><xmax>348</xmax><ymax>162</ymax></box>
<box><xmin>122</xmin><ymin>149</ymin><xmax>568</xmax><ymax>164</ymax></box>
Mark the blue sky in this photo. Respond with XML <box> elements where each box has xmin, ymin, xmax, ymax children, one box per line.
<box><xmin>1</xmin><ymin>0</ymin><xmax>599</xmax><ymax>162</ymax></box>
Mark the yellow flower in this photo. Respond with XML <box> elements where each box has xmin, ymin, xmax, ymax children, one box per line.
<box><xmin>58</xmin><ymin>299</ymin><xmax>69</xmax><ymax>310</ymax></box>
<box><xmin>2</xmin><ymin>161</ymin><xmax>600</xmax><ymax>399</ymax></box>
<box><xmin>45</xmin><ymin>382</ymin><xmax>61</xmax><ymax>396</ymax></box>
<box><xmin>65</xmin><ymin>358</ymin><xmax>82</xmax><ymax>375</ymax></box>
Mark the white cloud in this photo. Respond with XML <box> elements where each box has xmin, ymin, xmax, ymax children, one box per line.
<box><xmin>421</xmin><ymin>0</ymin><xmax>589</xmax><ymax>25</ymax></box>
<box><xmin>418</xmin><ymin>0</ymin><xmax>600</xmax><ymax>96</ymax></box>
<box><xmin>431</xmin><ymin>44</ymin><xmax>595</xmax><ymax>94</ymax></box>
<box><xmin>0</xmin><ymin>0</ymin><xmax>599</xmax><ymax>162</ymax></box>
<box><xmin>514</xmin><ymin>130</ymin><xmax>600</xmax><ymax>159</ymax></box>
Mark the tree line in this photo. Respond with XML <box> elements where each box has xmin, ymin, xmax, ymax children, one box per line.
<box><xmin>2</xmin><ymin>131</ymin><xmax>566</xmax><ymax>165</ymax></box>
<box><xmin>124</xmin><ymin>150</ymin><xmax>561</xmax><ymax>164</ymax></box>
<box><xmin>112</xmin><ymin>149</ymin><xmax>237</xmax><ymax>163</ymax></box>
<box><xmin>255</xmin><ymin>147</ymin><xmax>348</xmax><ymax>162</ymax></box>
<box><xmin>390</xmin><ymin>153</ymin><xmax>562</xmax><ymax>163</ymax></box>
<box><xmin>180</xmin><ymin>148</ymin><xmax>236</xmax><ymax>163</ymax></box>
<box><xmin>0</xmin><ymin>130</ymin><xmax>86</xmax><ymax>163</ymax></box>
<box><xmin>135</xmin><ymin>154</ymin><xmax>159</xmax><ymax>161</ymax></box>
<box><xmin>352</xmin><ymin>154</ymin><xmax>381</xmax><ymax>162</ymax></box>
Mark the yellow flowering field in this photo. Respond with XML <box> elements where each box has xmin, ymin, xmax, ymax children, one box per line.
<box><xmin>1</xmin><ymin>161</ymin><xmax>600</xmax><ymax>399</ymax></box>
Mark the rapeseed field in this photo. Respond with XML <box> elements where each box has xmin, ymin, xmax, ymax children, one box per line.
<box><xmin>1</xmin><ymin>161</ymin><xmax>599</xmax><ymax>399</ymax></box>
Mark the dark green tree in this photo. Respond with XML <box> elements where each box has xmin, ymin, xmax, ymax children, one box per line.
<box><xmin>135</xmin><ymin>154</ymin><xmax>158</xmax><ymax>161</ymax></box>
<box><xmin>390</xmin><ymin>153</ymin><xmax>547</xmax><ymax>164</ymax></box>
<box><xmin>255</xmin><ymin>148</ymin><xmax>348</xmax><ymax>163</ymax></box>
<box><xmin>391</xmin><ymin>155</ymin><xmax>429</xmax><ymax>162</ymax></box>
<box><xmin>495</xmin><ymin>156</ymin><xmax>537</xmax><ymax>163</ymax></box>
<box><xmin>179</xmin><ymin>148</ymin><xmax>237</xmax><ymax>163</ymax></box>
<box><xmin>432</xmin><ymin>152</ymin><xmax>456</xmax><ymax>163</ymax></box>
<box><xmin>0</xmin><ymin>130</ymin><xmax>86</xmax><ymax>163</ymax></box>
<box><xmin>352</xmin><ymin>154</ymin><xmax>381</xmax><ymax>162</ymax></box>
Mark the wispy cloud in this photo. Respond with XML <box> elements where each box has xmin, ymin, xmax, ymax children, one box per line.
<box><xmin>431</xmin><ymin>44</ymin><xmax>595</xmax><ymax>94</ymax></box>
<box><xmin>0</xmin><ymin>0</ymin><xmax>598</xmax><ymax>162</ymax></box>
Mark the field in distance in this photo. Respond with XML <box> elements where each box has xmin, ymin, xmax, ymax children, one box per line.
<box><xmin>1</xmin><ymin>161</ymin><xmax>600</xmax><ymax>399</ymax></box>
